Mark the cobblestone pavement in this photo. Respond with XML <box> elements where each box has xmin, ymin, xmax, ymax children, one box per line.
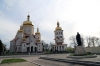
<box><xmin>0</xmin><ymin>62</ymin><xmax>37</xmax><ymax>66</ymax></box>
<box><xmin>22</xmin><ymin>56</ymin><xmax>85</xmax><ymax>66</ymax></box>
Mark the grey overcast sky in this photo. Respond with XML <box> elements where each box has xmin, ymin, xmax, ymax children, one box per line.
<box><xmin>0</xmin><ymin>0</ymin><xmax>100</xmax><ymax>48</ymax></box>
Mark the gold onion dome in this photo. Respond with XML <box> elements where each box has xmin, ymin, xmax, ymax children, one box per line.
<box><xmin>23</xmin><ymin>15</ymin><xmax>33</xmax><ymax>26</ymax></box>
<box><xmin>35</xmin><ymin>27</ymin><xmax>40</xmax><ymax>34</ymax></box>
<box><xmin>18</xmin><ymin>30</ymin><xmax>23</xmax><ymax>32</ymax></box>
<box><xmin>55</xmin><ymin>22</ymin><xmax>62</xmax><ymax>31</ymax></box>
<box><xmin>37</xmin><ymin>39</ymin><xmax>40</xmax><ymax>42</ymax></box>
<box><xmin>35</xmin><ymin>32</ymin><xmax>40</xmax><ymax>34</ymax></box>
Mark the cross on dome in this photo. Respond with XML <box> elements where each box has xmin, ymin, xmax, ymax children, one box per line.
<box><xmin>57</xmin><ymin>19</ymin><xmax>60</xmax><ymax>27</ymax></box>
<box><xmin>55</xmin><ymin>19</ymin><xmax>62</xmax><ymax>31</ymax></box>
<box><xmin>27</xmin><ymin>14</ymin><xmax>30</xmax><ymax>21</ymax></box>
<box><xmin>37</xmin><ymin>27</ymin><xmax>39</xmax><ymax>32</ymax></box>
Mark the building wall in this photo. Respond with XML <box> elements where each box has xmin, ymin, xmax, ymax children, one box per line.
<box><xmin>22</xmin><ymin>42</ymin><xmax>27</xmax><ymax>52</ymax></box>
<box><xmin>10</xmin><ymin>41</ymin><xmax>16</xmax><ymax>52</ymax></box>
<box><xmin>30</xmin><ymin>41</ymin><xmax>37</xmax><ymax>52</ymax></box>
<box><xmin>16</xmin><ymin>39</ymin><xmax>22</xmax><ymax>45</ymax></box>
<box><xmin>54</xmin><ymin>30</ymin><xmax>64</xmax><ymax>44</ymax></box>
<box><xmin>17</xmin><ymin>32</ymin><xmax>23</xmax><ymax>38</ymax></box>
<box><xmin>16</xmin><ymin>45</ymin><xmax>22</xmax><ymax>52</ymax></box>
<box><xmin>16</xmin><ymin>39</ymin><xmax>22</xmax><ymax>52</ymax></box>
<box><xmin>23</xmin><ymin>25</ymin><xmax>34</xmax><ymax>35</ymax></box>
<box><xmin>52</xmin><ymin>44</ymin><xmax>67</xmax><ymax>51</ymax></box>
<box><xmin>85</xmin><ymin>47</ymin><xmax>100</xmax><ymax>53</ymax></box>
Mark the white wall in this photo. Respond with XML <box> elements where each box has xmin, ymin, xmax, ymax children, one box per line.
<box><xmin>54</xmin><ymin>30</ymin><xmax>64</xmax><ymax>44</ymax></box>
<box><xmin>22</xmin><ymin>42</ymin><xmax>27</xmax><ymax>52</ymax></box>
<box><xmin>17</xmin><ymin>46</ymin><xmax>22</xmax><ymax>52</ymax></box>
<box><xmin>52</xmin><ymin>44</ymin><xmax>67</xmax><ymax>51</ymax></box>
<box><xmin>17</xmin><ymin>32</ymin><xmax>23</xmax><ymax>38</ymax></box>
<box><xmin>10</xmin><ymin>41</ymin><xmax>16</xmax><ymax>52</ymax></box>
<box><xmin>30</xmin><ymin>41</ymin><xmax>37</xmax><ymax>52</ymax></box>
<box><xmin>23</xmin><ymin>25</ymin><xmax>34</xmax><ymax>35</ymax></box>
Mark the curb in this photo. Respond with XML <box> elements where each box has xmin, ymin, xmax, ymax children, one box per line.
<box><xmin>0</xmin><ymin>59</ymin><xmax>3</xmax><ymax>64</ymax></box>
<box><xmin>67</xmin><ymin>55</ymin><xmax>97</xmax><ymax>58</ymax></box>
<box><xmin>27</xmin><ymin>60</ymin><xmax>43</xmax><ymax>66</ymax></box>
<box><xmin>39</xmin><ymin>57</ymin><xmax>100</xmax><ymax>66</ymax></box>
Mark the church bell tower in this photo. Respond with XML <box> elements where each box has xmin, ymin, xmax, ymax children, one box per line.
<box><xmin>54</xmin><ymin>21</ymin><xmax>64</xmax><ymax>45</ymax></box>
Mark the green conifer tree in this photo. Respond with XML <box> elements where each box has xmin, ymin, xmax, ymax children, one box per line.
<box><xmin>0</xmin><ymin>40</ymin><xmax>3</xmax><ymax>55</ymax></box>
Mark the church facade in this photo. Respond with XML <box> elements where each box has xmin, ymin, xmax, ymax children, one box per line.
<box><xmin>10</xmin><ymin>15</ymin><xmax>43</xmax><ymax>53</ymax></box>
<box><xmin>52</xmin><ymin>21</ymin><xmax>67</xmax><ymax>52</ymax></box>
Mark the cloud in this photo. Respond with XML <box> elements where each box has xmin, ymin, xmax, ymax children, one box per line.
<box><xmin>4</xmin><ymin>0</ymin><xmax>14</xmax><ymax>7</ymax></box>
<box><xmin>0</xmin><ymin>10</ymin><xmax>3</xmax><ymax>15</ymax></box>
<box><xmin>0</xmin><ymin>0</ymin><xmax>100</xmax><ymax>48</ymax></box>
<box><xmin>0</xmin><ymin>12</ymin><xmax>19</xmax><ymax>48</ymax></box>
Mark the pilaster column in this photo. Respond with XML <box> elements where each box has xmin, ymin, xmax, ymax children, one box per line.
<box><xmin>61</xmin><ymin>46</ymin><xmax>62</xmax><ymax>51</ymax></box>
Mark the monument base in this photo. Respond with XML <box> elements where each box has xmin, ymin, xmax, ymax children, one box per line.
<box><xmin>74</xmin><ymin>46</ymin><xmax>86</xmax><ymax>55</ymax></box>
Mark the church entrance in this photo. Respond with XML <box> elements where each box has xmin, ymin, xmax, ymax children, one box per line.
<box><xmin>34</xmin><ymin>47</ymin><xmax>37</xmax><ymax>53</ymax></box>
<box><xmin>31</xmin><ymin>46</ymin><xmax>33</xmax><ymax>53</ymax></box>
<box><xmin>27</xmin><ymin>47</ymin><xmax>30</xmax><ymax>53</ymax></box>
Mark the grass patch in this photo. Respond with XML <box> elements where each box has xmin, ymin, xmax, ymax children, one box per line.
<box><xmin>1</xmin><ymin>58</ymin><xmax>27</xmax><ymax>64</ymax></box>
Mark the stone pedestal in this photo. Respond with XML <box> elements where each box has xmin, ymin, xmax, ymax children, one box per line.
<box><xmin>74</xmin><ymin>46</ymin><xmax>86</xmax><ymax>55</ymax></box>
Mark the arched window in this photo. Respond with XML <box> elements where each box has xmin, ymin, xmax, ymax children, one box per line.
<box><xmin>61</xmin><ymin>32</ymin><xmax>62</xmax><ymax>35</ymax></box>
<box><xmin>24</xmin><ymin>44</ymin><xmax>25</xmax><ymax>47</ymax></box>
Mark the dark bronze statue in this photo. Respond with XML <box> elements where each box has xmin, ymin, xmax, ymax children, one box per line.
<box><xmin>76</xmin><ymin>32</ymin><xmax>82</xmax><ymax>46</ymax></box>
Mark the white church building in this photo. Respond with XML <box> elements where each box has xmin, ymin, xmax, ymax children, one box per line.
<box><xmin>52</xmin><ymin>21</ymin><xmax>67</xmax><ymax>52</ymax></box>
<box><xmin>10</xmin><ymin>15</ymin><xmax>43</xmax><ymax>53</ymax></box>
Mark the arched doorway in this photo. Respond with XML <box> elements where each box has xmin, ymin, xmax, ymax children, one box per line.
<box><xmin>31</xmin><ymin>46</ymin><xmax>33</xmax><ymax>53</ymax></box>
<box><xmin>34</xmin><ymin>47</ymin><xmax>37</xmax><ymax>53</ymax></box>
<box><xmin>27</xmin><ymin>47</ymin><xmax>30</xmax><ymax>53</ymax></box>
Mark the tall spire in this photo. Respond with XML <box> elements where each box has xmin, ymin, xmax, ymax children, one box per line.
<box><xmin>57</xmin><ymin>19</ymin><xmax>59</xmax><ymax>27</ymax></box>
<box><xmin>37</xmin><ymin>27</ymin><xmax>39</xmax><ymax>32</ymax></box>
<box><xmin>35</xmin><ymin>26</ymin><xmax>40</xmax><ymax>34</ymax></box>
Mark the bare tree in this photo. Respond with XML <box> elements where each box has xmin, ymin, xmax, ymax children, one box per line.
<box><xmin>69</xmin><ymin>35</ymin><xmax>85</xmax><ymax>48</ymax></box>
<box><xmin>85</xmin><ymin>36</ymin><xmax>91</xmax><ymax>47</ymax></box>
<box><xmin>90</xmin><ymin>36</ymin><xmax>99</xmax><ymax>47</ymax></box>
<box><xmin>81</xmin><ymin>35</ymin><xmax>85</xmax><ymax>46</ymax></box>
<box><xmin>69</xmin><ymin>36</ymin><xmax>77</xmax><ymax>48</ymax></box>
<box><xmin>85</xmin><ymin>36</ymin><xmax>100</xmax><ymax>47</ymax></box>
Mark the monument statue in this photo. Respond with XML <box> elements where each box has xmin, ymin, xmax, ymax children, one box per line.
<box><xmin>74</xmin><ymin>32</ymin><xmax>86</xmax><ymax>55</ymax></box>
<box><xmin>76</xmin><ymin>32</ymin><xmax>82</xmax><ymax>46</ymax></box>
